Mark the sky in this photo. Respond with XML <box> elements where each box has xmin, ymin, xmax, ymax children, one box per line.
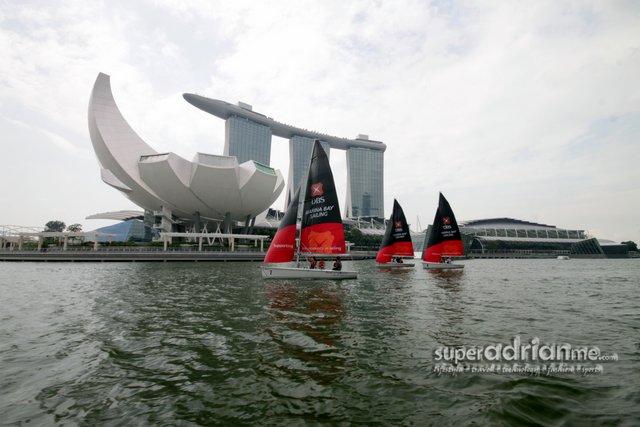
<box><xmin>1</xmin><ymin>0</ymin><xmax>639</xmax><ymax>243</ymax></box>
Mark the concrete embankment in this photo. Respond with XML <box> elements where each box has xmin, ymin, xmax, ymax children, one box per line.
<box><xmin>0</xmin><ymin>250</ymin><xmax>376</xmax><ymax>262</ymax></box>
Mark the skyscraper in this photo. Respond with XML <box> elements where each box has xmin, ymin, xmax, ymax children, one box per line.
<box><xmin>224</xmin><ymin>115</ymin><xmax>272</xmax><ymax>166</ymax></box>
<box><xmin>345</xmin><ymin>147</ymin><xmax>384</xmax><ymax>218</ymax></box>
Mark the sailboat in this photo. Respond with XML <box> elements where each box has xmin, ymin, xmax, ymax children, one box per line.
<box><xmin>261</xmin><ymin>140</ymin><xmax>358</xmax><ymax>280</ymax></box>
<box><xmin>422</xmin><ymin>192</ymin><xmax>465</xmax><ymax>269</ymax></box>
<box><xmin>376</xmin><ymin>199</ymin><xmax>415</xmax><ymax>268</ymax></box>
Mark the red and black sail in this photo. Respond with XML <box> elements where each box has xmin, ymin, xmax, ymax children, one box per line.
<box><xmin>264</xmin><ymin>186</ymin><xmax>301</xmax><ymax>263</ymax></box>
<box><xmin>300</xmin><ymin>140</ymin><xmax>346</xmax><ymax>254</ymax></box>
<box><xmin>376</xmin><ymin>199</ymin><xmax>414</xmax><ymax>263</ymax></box>
<box><xmin>422</xmin><ymin>192</ymin><xmax>464</xmax><ymax>262</ymax></box>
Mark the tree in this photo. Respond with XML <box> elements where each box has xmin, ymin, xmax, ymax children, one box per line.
<box><xmin>347</xmin><ymin>227</ymin><xmax>363</xmax><ymax>242</ymax></box>
<box><xmin>67</xmin><ymin>223</ymin><xmax>83</xmax><ymax>232</ymax></box>
<box><xmin>622</xmin><ymin>241</ymin><xmax>638</xmax><ymax>252</ymax></box>
<box><xmin>45</xmin><ymin>220</ymin><xmax>66</xmax><ymax>232</ymax></box>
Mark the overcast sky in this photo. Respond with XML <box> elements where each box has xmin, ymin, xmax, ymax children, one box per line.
<box><xmin>1</xmin><ymin>0</ymin><xmax>639</xmax><ymax>243</ymax></box>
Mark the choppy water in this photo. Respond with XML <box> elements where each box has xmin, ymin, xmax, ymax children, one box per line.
<box><xmin>1</xmin><ymin>259</ymin><xmax>639</xmax><ymax>426</ymax></box>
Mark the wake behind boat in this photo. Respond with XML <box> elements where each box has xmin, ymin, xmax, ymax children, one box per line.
<box><xmin>422</xmin><ymin>192</ymin><xmax>465</xmax><ymax>270</ymax></box>
<box><xmin>376</xmin><ymin>199</ymin><xmax>415</xmax><ymax>269</ymax></box>
<box><xmin>261</xmin><ymin>140</ymin><xmax>357</xmax><ymax>280</ymax></box>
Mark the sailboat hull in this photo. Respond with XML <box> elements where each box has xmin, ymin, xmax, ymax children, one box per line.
<box><xmin>422</xmin><ymin>262</ymin><xmax>464</xmax><ymax>270</ymax></box>
<box><xmin>376</xmin><ymin>263</ymin><xmax>415</xmax><ymax>269</ymax></box>
<box><xmin>261</xmin><ymin>266</ymin><xmax>358</xmax><ymax>280</ymax></box>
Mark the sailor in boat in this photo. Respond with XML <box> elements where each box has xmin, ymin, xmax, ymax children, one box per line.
<box><xmin>395</xmin><ymin>256</ymin><xmax>404</xmax><ymax>263</ymax></box>
<box><xmin>332</xmin><ymin>257</ymin><xmax>342</xmax><ymax>271</ymax></box>
<box><xmin>318</xmin><ymin>259</ymin><xmax>326</xmax><ymax>269</ymax></box>
<box><xmin>309</xmin><ymin>257</ymin><xmax>317</xmax><ymax>269</ymax></box>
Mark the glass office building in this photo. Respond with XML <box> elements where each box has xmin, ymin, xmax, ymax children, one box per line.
<box><xmin>224</xmin><ymin>115</ymin><xmax>272</xmax><ymax>166</ymax></box>
<box><xmin>345</xmin><ymin>148</ymin><xmax>384</xmax><ymax>218</ymax></box>
<box><xmin>286</xmin><ymin>136</ymin><xmax>331</xmax><ymax>205</ymax></box>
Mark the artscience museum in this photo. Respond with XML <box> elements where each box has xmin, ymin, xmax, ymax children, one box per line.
<box><xmin>89</xmin><ymin>73</ymin><xmax>286</xmax><ymax>234</ymax></box>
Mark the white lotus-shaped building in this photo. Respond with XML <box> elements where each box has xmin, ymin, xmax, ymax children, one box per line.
<box><xmin>88</xmin><ymin>73</ymin><xmax>284</xmax><ymax>228</ymax></box>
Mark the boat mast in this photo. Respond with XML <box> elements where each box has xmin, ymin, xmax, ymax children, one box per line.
<box><xmin>295</xmin><ymin>193</ymin><xmax>304</xmax><ymax>265</ymax></box>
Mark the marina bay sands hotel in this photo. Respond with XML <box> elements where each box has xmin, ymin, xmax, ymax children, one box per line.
<box><xmin>182</xmin><ymin>94</ymin><xmax>387</xmax><ymax>219</ymax></box>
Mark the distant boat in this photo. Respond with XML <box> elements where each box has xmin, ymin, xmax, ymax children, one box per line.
<box><xmin>261</xmin><ymin>140</ymin><xmax>357</xmax><ymax>280</ymax></box>
<box><xmin>557</xmin><ymin>255</ymin><xmax>571</xmax><ymax>260</ymax></box>
<box><xmin>422</xmin><ymin>193</ymin><xmax>465</xmax><ymax>270</ymax></box>
<box><xmin>376</xmin><ymin>199</ymin><xmax>415</xmax><ymax>268</ymax></box>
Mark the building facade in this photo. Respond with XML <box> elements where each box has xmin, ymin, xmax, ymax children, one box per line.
<box><xmin>457</xmin><ymin>218</ymin><xmax>611</xmax><ymax>256</ymax></box>
<box><xmin>460</xmin><ymin>218</ymin><xmax>587</xmax><ymax>245</ymax></box>
<box><xmin>344</xmin><ymin>147</ymin><xmax>384</xmax><ymax>218</ymax></box>
<box><xmin>224</xmin><ymin>115</ymin><xmax>272</xmax><ymax>166</ymax></box>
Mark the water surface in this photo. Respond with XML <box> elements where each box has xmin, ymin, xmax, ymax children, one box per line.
<box><xmin>1</xmin><ymin>259</ymin><xmax>639</xmax><ymax>425</ymax></box>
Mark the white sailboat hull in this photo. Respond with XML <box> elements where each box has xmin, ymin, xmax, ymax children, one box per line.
<box><xmin>422</xmin><ymin>261</ymin><xmax>464</xmax><ymax>270</ymax></box>
<box><xmin>261</xmin><ymin>266</ymin><xmax>358</xmax><ymax>280</ymax></box>
<box><xmin>376</xmin><ymin>263</ymin><xmax>415</xmax><ymax>269</ymax></box>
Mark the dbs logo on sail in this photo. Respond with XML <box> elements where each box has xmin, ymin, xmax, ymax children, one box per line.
<box><xmin>311</xmin><ymin>182</ymin><xmax>325</xmax><ymax>204</ymax></box>
<box><xmin>311</xmin><ymin>182</ymin><xmax>324</xmax><ymax>197</ymax></box>
<box><xmin>442</xmin><ymin>216</ymin><xmax>453</xmax><ymax>230</ymax></box>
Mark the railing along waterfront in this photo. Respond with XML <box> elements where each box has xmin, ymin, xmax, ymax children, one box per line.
<box><xmin>467</xmin><ymin>249</ymin><xmax>572</xmax><ymax>258</ymax></box>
